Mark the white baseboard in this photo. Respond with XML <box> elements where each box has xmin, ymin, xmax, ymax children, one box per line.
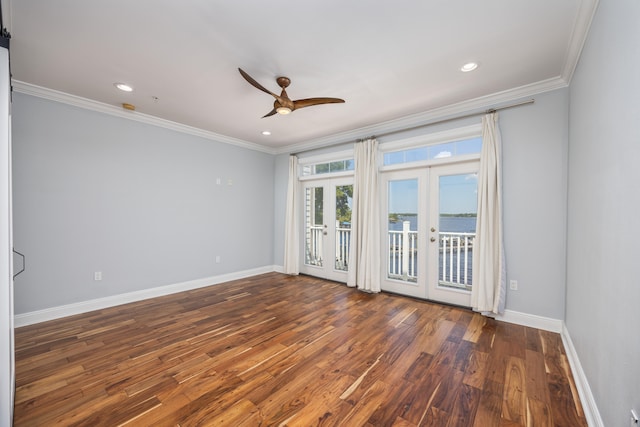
<box><xmin>272</xmin><ymin>265</ymin><xmax>284</xmax><ymax>273</ymax></box>
<box><xmin>495</xmin><ymin>309</ymin><xmax>563</xmax><ymax>333</ymax></box>
<box><xmin>561</xmin><ymin>324</ymin><xmax>604</xmax><ymax>427</ymax></box>
<box><xmin>14</xmin><ymin>265</ymin><xmax>278</xmax><ymax>327</ymax></box>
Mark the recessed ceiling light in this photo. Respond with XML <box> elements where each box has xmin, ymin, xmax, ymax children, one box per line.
<box><xmin>114</xmin><ymin>83</ymin><xmax>133</xmax><ymax>92</ymax></box>
<box><xmin>460</xmin><ymin>62</ymin><xmax>478</xmax><ymax>72</ymax></box>
<box><xmin>261</xmin><ymin>131</ymin><xmax>272</xmax><ymax>136</ymax></box>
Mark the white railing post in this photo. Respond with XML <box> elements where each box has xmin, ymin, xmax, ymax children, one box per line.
<box><xmin>448</xmin><ymin>237</ymin><xmax>454</xmax><ymax>282</ymax></box>
<box><xmin>402</xmin><ymin>221</ymin><xmax>410</xmax><ymax>279</ymax></box>
<box><xmin>464</xmin><ymin>236</ymin><xmax>469</xmax><ymax>284</ymax></box>
<box><xmin>393</xmin><ymin>232</ymin><xmax>398</xmax><ymax>276</ymax></box>
<box><xmin>456</xmin><ymin>236</ymin><xmax>461</xmax><ymax>284</ymax></box>
<box><xmin>344</xmin><ymin>228</ymin><xmax>350</xmax><ymax>269</ymax></box>
<box><xmin>410</xmin><ymin>233</ymin><xmax>416</xmax><ymax>277</ymax></box>
<box><xmin>388</xmin><ymin>233</ymin><xmax>392</xmax><ymax>276</ymax></box>
<box><xmin>442</xmin><ymin>235</ymin><xmax>447</xmax><ymax>282</ymax></box>
<box><xmin>335</xmin><ymin>220</ymin><xmax>340</xmax><ymax>269</ymax></box>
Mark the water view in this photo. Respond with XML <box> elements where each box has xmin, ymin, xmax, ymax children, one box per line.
<box><xmin>389</xmin><ymin>214</ymin><xmax>476</xmax><ymax>233</ymax></box>
<box><xmin>388</xmin><ymin>214</ymin><xmax>476</xmax><ymax>287</ymax></box>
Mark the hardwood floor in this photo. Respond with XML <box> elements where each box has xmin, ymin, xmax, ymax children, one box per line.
<box><xmin>13</xmin><ymin>273</ymin><xmax>586</xmax><ymax>426</ymax></box>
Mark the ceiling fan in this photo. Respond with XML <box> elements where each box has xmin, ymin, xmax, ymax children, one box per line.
<box><xmin>238</xmin><ymin>68</ymin><xmax>345</xmax><ymax>118</ymax></box>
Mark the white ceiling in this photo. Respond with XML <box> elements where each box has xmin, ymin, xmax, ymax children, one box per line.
<box><xmin>5</xmin><ymin>0</ymin><xmax>596</xmax><ymax>152</ymax></box>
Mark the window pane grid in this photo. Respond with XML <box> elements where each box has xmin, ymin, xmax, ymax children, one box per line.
<box><xmin>383</xmin><ymin>137</ymin><xmax>482</xmax><ymax>166</ymax></box>
<box><xmin>301</xmin><ymin>159</ymin><xmax>354</xmax><ymax>176</ymax></box>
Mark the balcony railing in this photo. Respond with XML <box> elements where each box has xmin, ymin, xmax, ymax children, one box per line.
<box><xmin>306</xmin><ymin>221</ymin><xmax>474</xmax><ymax>291</ymax></box>
<box><xmin>335</xmin><ymin>224</ymin><xmax>350</xmax><ymax>271</ymax></box>
<box><xmin>439</xmin><ymin>232</ymin><xmax>474</xmax><ymax>290</ymax></box>
<box><xmin>387</xmin><ymin>221</ymin><xmax>474</xmax><ymax>289</ymax></box>
<box><xmin>388</xmin><ymin>222</ymin><xmax>418</xmax><ymax>282</ymax></box>
<box><xmin>305</xmin><ymin>222</ymin><xmax>351</xmax><ymax>271</ymax></box>
<box><xmin>305</xmin><ymin>225</ymin><xmax>324</xmax><ymax>267</ymax></box>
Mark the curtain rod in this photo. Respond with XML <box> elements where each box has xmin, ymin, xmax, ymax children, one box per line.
<box><xmin>292</xmin><ymin>98</ymin><xmax>535</xmax><ymax>156</ymax></box>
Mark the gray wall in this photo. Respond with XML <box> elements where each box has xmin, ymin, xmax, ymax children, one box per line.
<box><xmin>12</xmin><ymin>93</ymin><xmax>275</xmax><ymax>314</ymax></box>
<box><xmin>566</xmin><ymin>1</ymin><xmax>640</xmax><ymax>425</ymax></box>
<box><xmin>500</xmin><ymin>90</ymin><xmax>568</xmax><ymax>319</ymax></box>
<box><xmin>273</xmin><ymin>89</ymin><xmax>569</xmax><ymax>320</ymax></box>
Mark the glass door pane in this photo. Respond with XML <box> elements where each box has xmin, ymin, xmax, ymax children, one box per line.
<box><xmin>438</xmin><ymin>174</ymin><xmax>477</xmax><ymax>290</ymax></box>
<box><xmin>387</xmin><ymin>179</ymin><xmax>419</xmax><ymax>282</ymax></box>
<box><xmin>381</xmin><ymin>169</ymin><xmax>428</xmax><ymax>299</ymax></box>
<box><xmin>427</xmin><ymin>161</ymin><xmax>479</xmax><ymax>307</ymax></box>
<box><xmin>334</xmin><ymin>184</ymin><xmax>352</xmax><ymax>271</ymax></box>
<box><xmin>304</xmin><ymin>186</ymin><xmax>324</xmax><ymax>267</ymax></box>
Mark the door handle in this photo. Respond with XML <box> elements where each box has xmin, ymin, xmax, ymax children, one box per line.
<box><xmin>430</xmin><ymin>237</ymin><xmax>436</xmax><ymax>242</ymax></box>
<box><xmin>323</xmin><ymin>231</ymin><xmax>328</xmax><ymax>235</ymax></box>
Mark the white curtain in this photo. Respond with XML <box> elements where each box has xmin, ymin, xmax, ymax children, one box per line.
<box><xmin>471</xmin><ymin>113</ymin><xmax>506</xmax><ymax>314</ymax></box>
<box><xmin>347</xmin><ymin>138</ymin><xmax>381</xmax><ymax>292</ymax></box>
<box><xmin>283</xmin><ymin>155</ymin><xmax>300</xmax><ymax>275</ymax></box>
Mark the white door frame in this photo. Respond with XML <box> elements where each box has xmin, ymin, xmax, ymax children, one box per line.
<box><xmin>380</xmin><ymin>160</ymin><xmax>479</xmax><ymax>306</ymax></box>
<box><xmin>299</xmin><ymin>177</ymin><xmax>353</xmax><ymax>282</ymax></box>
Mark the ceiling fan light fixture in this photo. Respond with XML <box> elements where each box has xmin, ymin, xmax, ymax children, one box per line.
<box><xmin>238</xmin><ymin>68</ymin><xmax>344</xmax><ymax>118</ymax></box>
<box><xmin>460</xmin><ymin>62</ymin><xmax>478</xmax><ymax>72</ymax></box>
<box><xmin>114</xmin><ymin>82</ymin><xmax>134</xmax><ymax>92</ymax></box>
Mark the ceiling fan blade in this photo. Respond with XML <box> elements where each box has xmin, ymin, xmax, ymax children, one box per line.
<box><xmin>238</xmin><ymin>68</ymin><xmax>281</xmax><ymax>100</ymax></box>
<box><xmin>293</xmin><ymin>97</ymin><xmax>345</xmax><ymax>110</ymax></box>
<box><xmin>262</xmin><ymin>108</ymin><xmax>278</xmax><ymax>118</ymax></box>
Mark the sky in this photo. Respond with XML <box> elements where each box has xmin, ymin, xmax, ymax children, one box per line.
<box><xmin>388</xmin><ymin>173</ymin><xmax>478</xmax><ymax>215</ymax></box>
<box><xmin>385</xmin><ymin>137</ymin><xmax>480</xmax><ymax>215</ymax></box>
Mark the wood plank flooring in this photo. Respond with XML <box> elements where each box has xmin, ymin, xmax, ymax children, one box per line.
<box><xmin>13</xmin><ymin>273</ymin><xmax>587</xmax><ymax>426</ymax></box>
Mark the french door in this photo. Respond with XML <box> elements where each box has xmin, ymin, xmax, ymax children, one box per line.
<box><xmin>300</xmin><ymin>177</ymin><xmax>353</xmax><ymax>282</ymax></box>
<box><xmin>381</xmin><ymin>169</ymin><xmax>428</xmax><ymax>298</ymax></box>
<box><xmin>381</xmin><ymin>161</ymin><xmax>478</xmax><ymax>306</ymax></box>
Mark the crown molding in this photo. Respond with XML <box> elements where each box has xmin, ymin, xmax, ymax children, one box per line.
<box><xmin>275</xmin><ymin>75</ymin><xmax>569</xmax><ymax>155</ymax></box>
<box><xmin>561</xmin><ymin>0</ymin><xmax>599</xmax><ymax>83</ymax></box>
<box><xmin>11</xmin><ymin>80</ymin><xmax>277</xmax><ymax>155</ymax></box>
<box><xmin>13</xmin><ymin>73</ymin><xmax>570</xmax><ymax>158</ymax></box>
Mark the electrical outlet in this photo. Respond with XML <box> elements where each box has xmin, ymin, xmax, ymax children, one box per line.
<box><xmin>94</xmin><ymin>271</ymin><xmax>102</xmax><ymax>281</ymax></box>
<box><xmin>215</xmin><ymin>255</ymin><xmax>221</xmax><ymax>264</ymax></box>
<box><xmin>216</xmin><ymin>177</ymin><xmax>221</xmax><ymax>185</ymax></box>
<box><xmin>509</xmin><ymin>280</ymin><xmax>518</xmax><ymax>290</ymax></box>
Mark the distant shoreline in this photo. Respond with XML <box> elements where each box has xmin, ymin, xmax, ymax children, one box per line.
<box><xmin>389</xmin><ymin>213</ymin><xmax>477</xmax><ymax>219</ymax></box>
